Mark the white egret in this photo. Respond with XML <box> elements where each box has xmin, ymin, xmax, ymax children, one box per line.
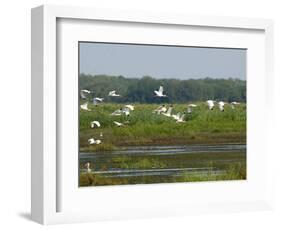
<box><xmin>218</xmin><ymin>101</ymin><xmax>226</xmax><ymax>112</ymax></box>
<box><xmin>80</xmin><ymin>102</ymin><xmax>91</xmax><ymax>111</ymax></box>
<box><xmin>176</xmin><ymin>113</ymin><xmax>186</xmax><ymax>123</ymax></box>
<box><xmin>162</xmin><ymin>106</ymin><xmax>173</xmax><ymax>117</ymax></box>
<box><xmin>206</xmin><ymin>100</ymin><xmax>215</xmax><ymax>110</ymax></box>
<box><xmin>172</xmin><ymin>112</ymin><xmax>181</xmax><ymax>120</ymax></box>
<box><xmin>93</xmin><ymin>97</ymin><xmax>103</xmax><ymax>106</ymax></box>
<box><xmin>108</xmin><ymin>90</ymin><xmax>121</xmax><ymax>97</ymax></box>
<box><xmin>90</xmin><ymin>120</ymin><xmax>101</xmax><ymax>128</ymax></box>
<box><xmin>153</xmin><ymin>105</ymin><xmax>167</xmax><ymax>114</ymax></box>
<box><xmin>111</xmin><ymin>108</ymin><xmax>123</xmax><ymax>116</ymax></box>
<box><xmin>187</xmin><ymin>104</ymin><xmax>197</xmax><ymax>114</ymax></box>
<box><xmin>85</xmin><ymin>162</ymin><xmax>91</xmax><ymax>173</ymax></box>
<box><xmin>88</xmin><ymin>138</ymin><xmax>101</xmax><ymax>145</ymax></box>
<box><xmin>111</xmin><ymin>107</ymin><xmax>130</xmax><ymax>116</ymax></box>
<box><xmin>113</xmin><ymin>121</ymin><xmax>124</xmax><ymax>127</ymax></box>
<box><xmin>125</xmin><ymin>104</ymin><xmax>135</xmax><ymax>111</ymax></box>
<box><xmin>230</xmin><ymin>101</ymin><xmax>240</xmax><ymax>109</ymax></box>
<box><xmin>122</xmin><ymin>107</ymin><xmax>130</xmax><ymax>116</ymax></box>
<box><xmin>154</xmin><ymin>86</ymin><xmax>167</xmax><ymax>97</ymax></box>
<box><xmin>80</xmin><ymin>89</ymin><xmax>91</xmax><ymax>99</ymax></box>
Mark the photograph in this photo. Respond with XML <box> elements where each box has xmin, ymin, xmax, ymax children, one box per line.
<box><xmin>78</xmin><ymin>42</ymin><xmax>247</xmax><ymax>187</ymax></box>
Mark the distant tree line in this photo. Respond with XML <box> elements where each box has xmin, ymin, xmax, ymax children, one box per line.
<box><xmin>79</xmin><ymin>74</ymin><xmax>246</xmax><ymax>103</ymax></box>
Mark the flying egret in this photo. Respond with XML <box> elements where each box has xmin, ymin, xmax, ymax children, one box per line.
<box><xmin>90</xmin><ymin>120</ymin><xmax>101</xmax><ymax>128</ymax></box>
<box><xmin>111</xmin><ymin>108</ymin><xmax>123</xmax><ymax>116</ymax></box>
<box><xmin>187</xmin><ymin>104</ymin><xmax>197</xmax><ymax>114</ymax></box>
<box><xmin>172</xmin><ymin>112</ymin><xmax>181</xmax><ymax>120</ymax></box>
<box><xmin>162</xmin><ymin>105</ymin><xmax>173</xmax><ymax>117</ymax></box>
<box><xmin>111</xmin><ymin>107</ymin><xmax>130</xmax><ymax>116</ymax></box>
<box><xmin>206</xmin><ymin>100</ymin><xmax>215</xmax><ymax>110</ymax></box>
<box><xmin>88</xmin><ymin>138</ymin><xmax>101</xmax><ymax>145</ymax></box>
<box><xmin>154</xmin><ymin>86</ymin><xmax>167</xmax><ymax>97</ymax></box>
<box><xmin>218</xmin><ymin>101</ymin><xmax>226</xmax><ymax>112</ymax></box>
<box><xmin>80</xmin><ymin>102</ymin><xmax>91</xmax><ymax>111</ymax></box>
<box><xmin>176</xmin><ymin>113</ymin><xmax>186</xmax><ymax>123</ymax></box>
<box><xmin>122</xmin><ymin>107</ymin><xmax>130</xmax><ymax>116</ymax></box>
<box><xmin>230</xmin><ymin>101</ymin><xmax>240</xmax><ymax>109</ymax></box>
<box><xmin>153</xmin><ymin>105</ymin><xmax>167</xmax><ymax>114</ymax></box>
<box><xmin>125</xmin><ymin>104</ymin><xmax>134</xmax><ymax>111</ymax></box>
<box><xmin>113</xmin><ymin>121</ymin><xmax>124</xmax><ymax>127</ymax></box>
<box><xmin>80</xmin><ymin>89</ymin><xmax>91</xmax><ymax>99</ymax></box>
<box><xmin>108</xmin><ymin>90</ymin><xmax>121</xmax><ymax>97</ymax></box>
<box><xmin>93</xmin><ymin>97</ymin><xmax>103</xmax><ymax>106</ymax></box>
<box><xmin>85</xmin><ymin>162</ymin><xmax>91</xmax><ymax>173</ymax></box>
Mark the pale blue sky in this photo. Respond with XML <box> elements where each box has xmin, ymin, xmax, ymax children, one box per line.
<box><xmin>79</xmin><ymin>42</ymin><xmax>246</xmax><ymax>80</ymax></box>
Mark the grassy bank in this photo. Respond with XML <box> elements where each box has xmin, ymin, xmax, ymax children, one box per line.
<box><xmin>80</xmin><ymin>102</ymin><xmax>246</xmax><ymax>151</ymax></box>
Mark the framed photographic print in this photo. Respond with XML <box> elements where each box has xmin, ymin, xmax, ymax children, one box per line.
<box><xmin>78</xmin><ymin>42</ymin><xmax>247</xmax><ymax>187</ymax></box>
<box><xmin>31</xmin><ymin>5</ymin><xmax>274</xmax><ymax>225</ymax></box>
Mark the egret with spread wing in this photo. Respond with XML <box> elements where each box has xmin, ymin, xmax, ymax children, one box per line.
<box><xmin>111</xmin><ymin>108</ymin><xmax>123</xmax><ymax>116</ymax></box>
<box><xmin>88</xmin><ymin>138</ymin><xmax>101</xmax><ymax>145</ymax></box>
<box><xmin>206</xmin><ymin>100</ymin><xmax>215</xmax><ymax>110</ymax></box>
<box><xmin>80</xmin><ymin>89</ymin><xmax>91</xmax><ymax>99</ymax></box>
<box><xmin>108</xmin><ymin>90</ymin><xmax>121</xmax><ymax>97</ymax></box>
<box><xmin>93</xmin><ymin>97</ymin><xmax>103</xmax><ymax>106</ymax></box>
<box><xmin>113</xmin><ymin>121</ymin><xmax>124</xmax><ymax>127</ymax></box>
<box><xmin>80</xmin><ymin>102</ymin><xmax>91</xmax><ymax>111</ymax></box>
<box><xmin>176</xmin><ymin>113</ymin><xmax>186</xmax><ymax>123</ymax></box>
<box><xmin>187</xmin><ymin>104</ymin><xmax>197</xmax><ymax>114</ymax></box>
<box><xmin>218</xmin><ymin>101</ymin><xmax>226</xmax><ymax>112</ymax></box>
<box><xmin>162</xmin><ymin>105</ymin><xmax>173</xmax><ymax>117</ymax></box>
<box><xmin>230</xmin><ymin>101</ymin><xmax>240</xmax><ymax>109</ymax></box>
<box><xmin>125</xmin><ymin>104</ymin><xmax>134</xmax><ymax>111</ymax></box>
<box><xmin>90</xmin><ymin>120</ymin><xmax>101</xmax><ymax>128</ymax></box>
<box><xmin>154</xmin><ymin>86</ymin><xmax>167</xmax><ymax>97</ymax></box>
<box><xmin>153</xmin><ymin>105</ymin><xmax>167</xmax><ymax>114</ymax></box>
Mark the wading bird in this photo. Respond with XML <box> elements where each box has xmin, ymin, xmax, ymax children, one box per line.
<box><xmin>187</xmin><ymin>104</ymin><xmax>197</xmax><ymax>114</ymax></box>
<box><xmin>85</xmin><ymin>162</ymin><xmax>91</xmax><ymax>173</ymax></box>
<box><xmin>108</xmin><ymin>90</ymin><xmax>121</xmax><ymax>97</ymax></box>
<box><xmin>162</xmin><ymin>105</ymin><xmax>173</xmax><ymax>117</ymax></box>
<box><xmin>218</xmin><ymin>101</ymin><xmax>226</xmax><ymax>112</ymax></box>
<box><xmin>206</xmin><ymin>100</ymin><xmax>215</xmax><ymax>110</ymax></box>
<box><xmin>80</xmin><ymin>102</ymin><xmax>91</xmax><ymax>111</ymax></box>
<box><xmin>80</xmin><ymin>89</ymin><xmax>91</xmax><ymax>99</ymax></box>
<box><xmin>154</xmin><ymin>86</ymin><xmax>167</xmax><ymax>97</ymax></box>
<box><xmin>90</xmin><ymin>120</ymin><xmax>101</xmax><ymax>128</ymax></box>
<box><xmin>88</xmin><ymin>138</ymin><xmax>101</xmax><ymax>145</ymax></box>
<box><xmin>153</xmin><ymin>105</ymin><xmax>167</xmax><ymax>114</ymax></box>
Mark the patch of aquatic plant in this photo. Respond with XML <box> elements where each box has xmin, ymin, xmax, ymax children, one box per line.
<box><xmin>112</xmin><ymin>156</ymin><xmax>167</xmax><ymax>169</ymax></box>
<box><xmin>80</xmin><ymin>143</ymin><xmax>117</xmax><ymax>152</ymax></box>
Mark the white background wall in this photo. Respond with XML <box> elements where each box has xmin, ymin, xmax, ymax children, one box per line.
<box><xmin>0</xmin><ymin>0</ymin><xmax>280</xmax><ymax>229</ymax></box>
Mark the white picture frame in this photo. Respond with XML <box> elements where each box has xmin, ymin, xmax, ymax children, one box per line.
<box><xmin>31</xmin><ymin>5</ymin><xmax>274</xmax><ymax>225</ymax></box>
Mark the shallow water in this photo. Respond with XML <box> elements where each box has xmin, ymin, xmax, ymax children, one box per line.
<box><xmin>80</xmin><ymin>144</ymin><xmax>245</xmax><ymax>157</ymax></box>
<box><xmin>88</xmin><ymin>167</ymin><xmax>225</xmax><ymax>178</ymax></box>
<box><xmin>79</xmin><ymin>143</ymin><xmax>246</xmax><ymax>185</ymax></box>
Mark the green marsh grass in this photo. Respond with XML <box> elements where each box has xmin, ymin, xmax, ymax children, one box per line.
<box><xmin>80</xmin><ymin>102</ymin><xmax>246</xmax><ymax>151</ymax></box>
